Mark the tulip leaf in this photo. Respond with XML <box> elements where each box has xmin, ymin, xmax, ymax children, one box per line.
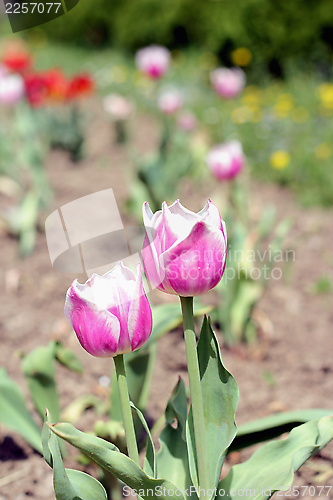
<box><xmin>230</xmin><ymin>408</ymin><xmax>333</xmax><ymax>451</ymax></box>
<box><xmin>130</xmin><ymin>401</ymin><xmax>157</xmax><ymax>478</ymax></box>
<box><xmin>48</xmin><ymin>421</ymin><xmax>185</xmax><ymax>500</ymax></box>
<box><xmin>43</xmin><ymin>411</ymin><xmax>108</xmax><ymax>500</ymax></box>
<box><xmin>229</xmin><ymin>281</ymin><xmax>263</xmax><ymax>342</ymax></box>
<box><xmin>21</xmin><ymin>343</ymin><xmax>60</xmax><ymax>422</ymax></box>
<box><xmin>217</xmin><ymin>416</ymin><xmax>333</xmax><ymax>500</ymax></box>
<box><xmin>54</xmin><ymin>341</ymin><xmax>84</xmax><ymax>374</ymax></box>
<box><xmin>186</xmin><ymin>317</ymin><xmax>239</xmax><ymax>498</ymax></box>
<box><xmin>0</xmin><ymin>367</ymin><xmax>42</xmax><ymax>453</ymax></box>
<box><xmin>156</xmin><ymin>378</ymin><xmax>195</xmax><ymax>495</ymax></box>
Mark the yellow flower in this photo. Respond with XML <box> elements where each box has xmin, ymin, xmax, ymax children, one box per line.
<box><xmin>231</xmin><ymin>47</ymin><xmax>252</xmax><ymax>67</ymax></box>
<box><xmin>315</xmin><ymin>143</ymin><xmax>332</xmax><ymax>160</ymax></box>
<box><xmin>318</xmin><ymin>83</ymin><xmax>333</xmax><ymax>109</ymax></box>
<box><xmin>270</xmin><ymin>150</ymin><xmax>290</xmax><ymax>169</ymax></box>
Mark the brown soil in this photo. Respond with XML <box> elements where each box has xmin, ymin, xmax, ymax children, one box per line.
<box><xmin>1</xmin><ymin>98</ymin><xmax>333</xmax><ymax>499</ymax></box>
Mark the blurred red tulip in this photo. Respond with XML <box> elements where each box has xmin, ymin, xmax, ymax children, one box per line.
<box><xmin>2</xmin><ymin>50</ymin><xmax>33</xmax><ymax>74</ymax></box>
<box><xmin>24</xmin><ymin>72</ymin><xmax>49</xmax><ymax>107</ymax></box>
<box><xmin>44</xmin><ymin>69</ymin><xmax>68</xmax><ymax>101</ymax></box>
<box><xmin>67</xmin><ymin>74</ymin><xmax>94</xmax><ymax>99</ymax></box>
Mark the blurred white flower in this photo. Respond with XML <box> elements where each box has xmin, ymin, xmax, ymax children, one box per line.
<box><xmin>158</xmin><ymin>89</ymin><xmax>183</xmax><ymax>115</ymax></box>
<box><xmin>103</xmin><ymin>93</ymin><xmax>134</xmax><ymax>121</ymax></box>
<box><xmin>0</xmin><ymin>74</ymin><xmax>25</xmax><ymax>105</ymax></box>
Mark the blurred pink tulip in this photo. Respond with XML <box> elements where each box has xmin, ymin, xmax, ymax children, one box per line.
<box><xmin>142</xmin><ymin>200</ymin><xmax>227</xmax><ymax>297</ymax></box>
<box><xmin>177</xmin><ymin>111</ymin><xmax>197</xmax><ymax>131</ymax></box>
<box><xmin>135</xmin><ymin>45</ymin><xmax>170</xmax><ymax>79</ymax></box>
<box><xmin>206</xmin><ymin>140</ymin><xmax>245</xmax><ymax>180</ymax></box>
<box><xmin>210</xmin><ymin>67</ymin><xmax>246</xmax><ymax>99</ymax></box>
<box><xmin>64</xmin><ymin>262</ymin><xmax>152</xmax><ymax>358</ymax></box>
<box><xmin>103</xmin><ymin>93</ymin><xmax>133</xmax><ymax>121</ymax></box>
<box><xmin>0</xmin><ymin>74</ymin><xmax>24</xmax><ymax>104</ymax></box>
<box><xmin>158</xmin><ymin>89</ymin><xmax>183</xmax><ymax>115</ymax></box>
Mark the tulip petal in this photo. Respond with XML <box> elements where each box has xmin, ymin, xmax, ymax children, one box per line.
<box><xmin>197</xmin><ymin>200</ymin><xmax>224</xmax><ymax>230</ymax></box>
<box><xmin>161</xmin><ymin>221</ymin><xmax>227</xmax><ymax>296</ymax></box>
<box><xmin>128</xmin><ymin>265</ymin><xmax>153</xmax><ymax>351</ymax></box>
<box><xmin>65</xmin><ymin>287</ymin><xmax>121</xmax><ymax>357</ymax></box>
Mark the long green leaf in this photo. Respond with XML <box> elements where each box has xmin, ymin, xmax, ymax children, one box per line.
<box><xmin>186</xmin><ymin>317</ymin><xmax>239</xmax><ymax>498</ymax></box>
<box><xmin>156</xmin><ymin>378</ymin><xmax>195</xmax><ymax>496</ymax></box>
<box><xmin>230</xmin><ymin>408</ymin><xmax>333</xmax><ymax>451</ymax></box>
<box><xmin>130</xmin><ymin>401</ymin><xmax>157</xmax><ymax>478</ymax></box>
<box><xmin>21</xmin><ymin>343</ymin><xmax>60</xmax><ymax>422</ymax></box>
<box><xmin>48</xmin><ymin>421</ymin><xmax>185</xmax><ymax>500</ymax></box>
<box><xmin>54</xmin><ymin>341</ymin><xmax>84</xmax><ymax>374</ymax></box>
<box><xmin>43</xmin><ymin>411</ymin><xmax>107</xmax><ymax>500</ymax></box>
<box><xmin>0</xmin><ymin>368</ymin><xmax>42</xmax><ymax>453</ymax></box>
<box><xmin>218</xmin><ymin>416</ymin><xmax>333</xmax><ymax>500</ymax></box>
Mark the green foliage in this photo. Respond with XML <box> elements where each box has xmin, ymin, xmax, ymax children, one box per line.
<box><xmin>187</xmin><ymin>318</ymin><xmax>238</xmax><ymax>497</ymax></box>
<box><xmin>40</xmin><ymin>0</ymin><xmax>333</xmax><ymax>67</ymax></box>
<box><xmin>214</xmin><ymin>199</ymin><xmax>292</xmax><ymax>345</ymax></box>
<box><xmin>0</xmin><ymin>341</ymin><xmax>84</xmax><ymax>454</ymax></box>
<box><xmin>48</xmin><ymin>421</ymin><xmax>186</xmax><ymax>500</ymax></box>
<box><xmin>156</xmin><ymin>378</ymin><xmax>192</xmax><ymax>492</ymax></box>
<box><xmin>0</xmin><ymin>368</ymin><xmax>43</xmax><ymax>453</ymax></box>
<box><xmin>46</xmin><ymin>315</ymin><xmax>333</xmax><ymax>500</ymax></box>
<box><xmin>231</xmin><ymin>408</ymin><xmax>333</xmax><ymax>452</ymax></box>
<box><xmin>43</xmin><ymin>410</ymin><xmax>108</xmax><ymax>500</ymax></box>
<box><xmin>218</xmin><ymin>416</ymin><xmax>333</xmax><ymax>500</ymax></box>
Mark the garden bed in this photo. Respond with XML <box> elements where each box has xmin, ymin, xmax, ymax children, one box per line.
<box><xmin>1</xmin><ymin>106</ymin><xmax>333</xmax><ymax>500</ymax></box>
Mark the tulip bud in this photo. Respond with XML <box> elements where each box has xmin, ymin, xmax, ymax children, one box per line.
<box><xmin>210</xmin><ymin>67</ymin><xmax>246</xmax><ymax>99</ymax></box>
<box><xmin>64</xmin><ymin>262</ymin><xmax>152</xmax><ymax>358</ymax></box>
<box><xmin>206</xmin><ymin>140</ymin><xmax>245</xmax><ymax>180</ymax></box>
<box><xmin>135</xmin><ymin>45</ymin><xmax>170</xmax><ymax>79</ymax></box>
<box><xmin>157</xmin><ymin>89</ymin><xmax>183</xmax><ymax>115</ymax></box>
<box><xmin>0</xmin><ymin>74</ymin><xmax>25</xmax><ymax>105</ymax></box>
<box><xmin>142</xmin><ymin>200</ymin><xmax>227</xmax><ymax>297</ymax></box>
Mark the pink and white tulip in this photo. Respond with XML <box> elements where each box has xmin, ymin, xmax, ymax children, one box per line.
<box><xmin>158</xmin><ymin>89</ymin><xmax>183</xmax><ymax>115</ymax></box>
<box><xmin>64</xmin><ymin>262</ymin><xmax>152</xmax><ymax>358</ymax></box>
<box><xmin>142</xmin><ymin>200</ymin><xmax>227</xmax><ymax>297</ymax></box>
<box><xmin>210</xmin><ymin>67</ymin><xmax>246</xmax><ymax>99</ymax></box>
<box><xmin>206</xmin><ymin>140</ymin><xmax>245</xmax><ymax>180</ymax></box>
<box><xmin>135</xmin><ymin>45</ymin><xmax>170</xmax><ymax>79</ymax></box>
<box><xmin>0</xmin><ymin>74</ymin><xmax>25</xmax><ymax>104</ymax></box>
<box><xmin>103</xmin><ymin>93</ymin><xmax>133</xmax><ymax>121</ymax></box>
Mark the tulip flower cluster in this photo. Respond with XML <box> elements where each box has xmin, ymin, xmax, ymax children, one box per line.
<box><xmin>24</xmin><ymin>69</ymin><xmax>94</xmax><ymax>108</ymax></box>
<box><xmin>65</xmin><ymin>199</ymin><xmax>227</xmax><ymax>357</ymax></box>
<box><xmin>0</xmin><ymin>46</ymin><xmax>94</xmax><ymax>108</ymax></box>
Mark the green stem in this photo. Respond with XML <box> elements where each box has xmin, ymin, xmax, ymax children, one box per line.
<box><xmin>113</xmin><ymin>354</ymin><xmax>140</xmax><ymax>466</ymax></box>
<box><xmin>180</xmin><ymin>296</ymin><xmax>209</xmax><ymax>498</ymax></box>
